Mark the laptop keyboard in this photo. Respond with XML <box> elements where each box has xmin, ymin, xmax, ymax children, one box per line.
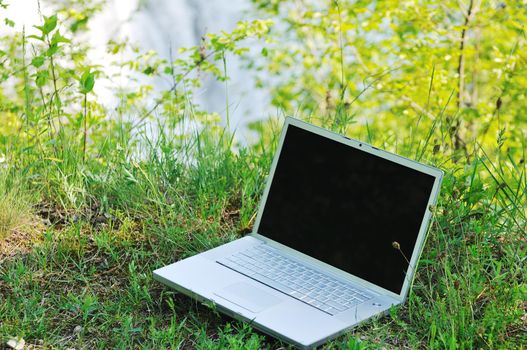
<box><xmin>217</xmin><ymin>244</ymin><xmax>373</xmax><ymax>315</ymax></box>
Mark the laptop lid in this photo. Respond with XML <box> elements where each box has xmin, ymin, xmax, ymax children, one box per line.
<box><xmin>252</xmin><ymin>117</ymin><xmax>443</xmax><ymax>300</ymax></box>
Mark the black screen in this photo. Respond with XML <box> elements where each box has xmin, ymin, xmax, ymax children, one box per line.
<box><xmin>258</xmin><ymin>125</ymin><xmax>436</xmax><ymax>294</ymax></box>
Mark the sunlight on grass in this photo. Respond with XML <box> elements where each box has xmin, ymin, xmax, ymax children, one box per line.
<box><xmin>0</xmin><ymin>171</ymin><xmax>32</xmax><ymax>240</ymax></box>
<box><xmin>0</xmin><ymin>0</ymin><xmax>526</xmax><ymax>348</ymax></box>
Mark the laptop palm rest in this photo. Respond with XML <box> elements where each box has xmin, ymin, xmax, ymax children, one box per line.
<box><xmin>214</xmin><ymin>282</ymin><xmax>283</xmax><ymax>313</ymax></box>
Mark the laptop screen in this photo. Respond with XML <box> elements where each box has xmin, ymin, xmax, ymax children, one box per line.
<box><xmin>258</xmin><ymin>124</ymin><xmax>436</xmax><ymax>294</ymax></box>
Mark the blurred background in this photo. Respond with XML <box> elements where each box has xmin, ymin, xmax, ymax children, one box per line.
<box><xmin>2</xmin><ymin>0</ymin><xmax>270</xmax><ymax>139</ymax></box>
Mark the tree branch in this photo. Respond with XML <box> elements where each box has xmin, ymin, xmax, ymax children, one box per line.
<box><xmin>453</xmin><ymin>0</ymin><xmax>479</xmax><ymax>159</ymax></box>
<box><xmin>457</xmin><ymin>0</ymin><xmax>478</xmax><ymax>109</ymax></box>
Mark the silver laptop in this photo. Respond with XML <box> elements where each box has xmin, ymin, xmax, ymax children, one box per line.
<box><xmin>154</xmin><ymin>117</ymin><xmax>443</xmax><ymax>349</ymax></box>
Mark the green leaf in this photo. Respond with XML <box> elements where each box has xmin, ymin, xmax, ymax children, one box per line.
<box><xmin>51</xmin><ymin>31</ymin><xmax>70</xmax><ymax>45</ymax></box>
<box><xmin>4</xmin><ymin>18</ymin><xmax>14</xmax><ymax>27</ymax></box>
<box><xmin>70</xmin><ymin>16</ymin><xmax>88</xmax><ymax>33</ymax></box>
<box><xmin>42</xmin><ymin>15</ymin><xmax>57</xmax><ymax>35</ymax></box>
<box><xmin>46</xmin><ymin>43</ymin><xmax>59</xmax><ymax>57</ymax></box>
<box><xmin>35</xmin><ymin>70</ymin><xmax>49</xmax><ymax>87</ymax></box>
<box><xmin>143</xmin><ymin>66</ymin><xmax>155</xmax><ymax>75</ymax></box>
<box><xmin>79</xmin><ymin>70</ymin><xmax>95</xmax><ymax>94</ymax></box>
<box><xmin>54</xmin><ymin>94</ymin><xmax>62</xmax><ymax>109</ymax></box>
<box><xmin>31</xmin><ymin>56</ymin><xmax>45</xmax><ymax>68</ymax></box>
<box><xmin>33</xmin><ymin>25</ymin><xmax>45</xmax><ymax>33</ymax></box>
<box><xmin>27</xmin><ymin>34</ymin><xmax>44</xmax><ymax>42</ymax></box>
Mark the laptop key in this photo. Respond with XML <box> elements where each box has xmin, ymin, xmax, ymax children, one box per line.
<box><xmin>253</xmin><ymin>274</ymin><xmax>295</xmax><ymax>294</ymax></box>
<box><xmin>326</xmin><ymin>307</ymin><xmax>341</xmax><ymax>315</ymax></box>
<box><xmin>290</xmin><ymin>291</ymin><xmax>303</xmax><ymax>298</ymax></box>
<box><xmin>302</xmin><ymin>296</ymin><xmax>315</xmax><ymax>304</ymax></box>
<box><xmin>325</xmin><ymin>300</ymin><xmax>346</xmax><ymax>311</ymax></box>
<box><xmin>219</xmin><ymin>260</ymin><xmax>255</xmax><ymax>277</ymax></box>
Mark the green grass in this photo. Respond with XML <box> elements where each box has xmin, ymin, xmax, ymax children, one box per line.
<box><xmin>0</xmin><ymin>119</ymin><xmax>526</xmax><ymax>349</ymax></box>
<box><xmin>0</xmin><ymin>4</ymin><xmax>526</xmax><ymax>348</ymax></box>
<box><xmin>0</xmin><ymin>170</ymin><xmax>32</xmax><ymax>239</ymax></box>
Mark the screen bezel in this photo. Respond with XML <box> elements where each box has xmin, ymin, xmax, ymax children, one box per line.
<box><xmin>250</xmin><ymin>117</ymin><xmax>443</xmax><ymax>301</ymax></box>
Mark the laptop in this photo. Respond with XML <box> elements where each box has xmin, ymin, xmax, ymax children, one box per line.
<box><xmin>153</xmin><ymin>117</ymin><xmax>443</xmax><ymax>349</ymax></box>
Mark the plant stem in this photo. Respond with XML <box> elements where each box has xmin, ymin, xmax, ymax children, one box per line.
<box><xmin>83</xmin><ymin>93</ymin><xmax>87</xmax><ymax>163</ymax></box>
<box><xmin>222</xmin><ymin>50</ymin><xmax>230</xmax><ymax>130</ymax></box>
<box><xmin>454</xmin><ymin>0</ymin><xmax>478</xmax><ymax>160</ymax></box>
<box><xmin>335</xmin><ymin>0</ymin><xmax>346</xmax><ymax>102</ymax></box>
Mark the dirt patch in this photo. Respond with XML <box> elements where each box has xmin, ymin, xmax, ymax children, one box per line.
<box><xmin>0</xmin><ymin>216</ymin><xmax>44</xmax><ymax>261</ymax></box>
<box><xmin>36</xmin><ymin>199</ymin><xmax>122</xmax><ymax>231</ymax></box>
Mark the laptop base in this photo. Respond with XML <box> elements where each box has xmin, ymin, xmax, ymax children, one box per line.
<box><xmin>154</xmin><ymin>235</ymin><xmax>397</xmax><ymax>349</ymax></box>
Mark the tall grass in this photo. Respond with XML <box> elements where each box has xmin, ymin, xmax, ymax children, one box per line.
<box><xmin>0</xmin><ymin>168</ymin><xmax>34</xmax><ymax>240</ymax></box>
<box><xmin>1</xmin><ymin>103</ymin><xmax>525</xmax><ymax>348</ymax></box>
<box><xmin>0</xmin><ymin>5</ymin><xmax>525</xmax><ymax>349</ymax></box>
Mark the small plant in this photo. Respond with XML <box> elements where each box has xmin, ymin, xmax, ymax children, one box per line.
<box><xmin>0</xmin><ymin>170</ymin><xmax>33</xmax><ymax>240</ymax></box>
<box><xmin>78</xmin><ymin>69</ymin><xmax>95</xmax><ymax>162</ymax></box>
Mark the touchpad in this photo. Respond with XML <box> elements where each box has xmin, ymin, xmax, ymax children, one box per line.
<box><xmin>214</xmin><ymin>282</ymin><xmax>283</xmax><ymax>313</ymax></box>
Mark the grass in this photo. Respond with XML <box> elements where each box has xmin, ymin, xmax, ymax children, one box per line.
<box><xmin>0</xmin><ymin>170</ymin><xmax>35</xmax><ymax>242</ymax></box>
<box><xmin>0</xmin><ymin>5</ymin><xmax>526</xmax><ymax>348</ymax></box>
<box><xmin>0</xmin><ymin>117</ymin><xmax>526</xmax><ymax>349</ymax></box>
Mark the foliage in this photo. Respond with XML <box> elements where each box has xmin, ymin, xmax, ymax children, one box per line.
<box><xmin>0</xmin><ymin>168</ymin><xmax>34</xmax><ymax>239</ymax></box>
<box><xmin>0</xmin><ymin>0</ymin><xmax>526</xmax><ymax>349</ymax></box>
<box><xmin>251</xmin><ymin>0</ymin><xmax>527</xmax><ymax>163</ymax></box>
